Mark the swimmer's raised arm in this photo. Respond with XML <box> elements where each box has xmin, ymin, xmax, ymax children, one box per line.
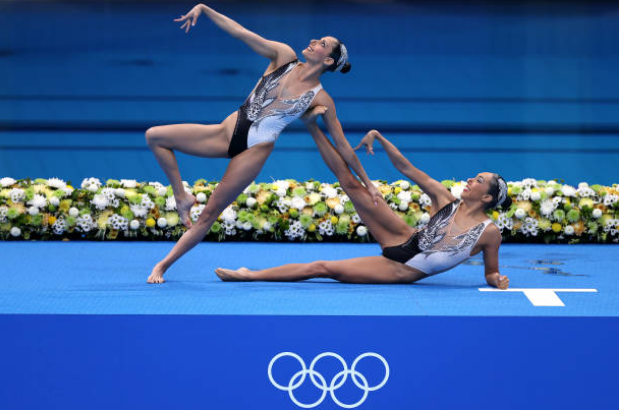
<box><xmin>175</xmin><ymin>4</ymin><xmax>295</xmax><ymax>64</ymax></box>
<box><xmin>355</xmin><ymin>129</ymin><xmax>455</xmax><ymax>212</ymax></box>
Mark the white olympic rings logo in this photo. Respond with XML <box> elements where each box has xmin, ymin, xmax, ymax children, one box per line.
<box><xmin>268</xmin><ymin>352</ymin><xmax>389</xmax><ymax>409</ymax></box>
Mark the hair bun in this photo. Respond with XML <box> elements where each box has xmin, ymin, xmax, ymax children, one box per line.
<box><xmin>500</xmin><ymin>196</ymin><xmax>513</xmax><ymax>210</ymax></box>
<box><xmin>340</xmin><ymin>62</ymin><xmax>351</xmax><ymax>74</ymax></box>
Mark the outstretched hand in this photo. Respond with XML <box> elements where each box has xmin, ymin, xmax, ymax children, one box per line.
<box><xmin>353</xmin><ymin>131</ymin><xmax>377</xmax><ymax>155</ymax></box>
<box><xmin>174</xmin><ymin>5</ymin><xmax>203</xmax><ymax>33</ymax></box>
<box><xmin>302</xmin><ymin>105</ymin><xmax>328</xmax><ymax>123</ymax></box>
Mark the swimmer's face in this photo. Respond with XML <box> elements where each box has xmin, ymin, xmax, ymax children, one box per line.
<box><xmin>462</xmin><ymin>172</ymin><xmax>494</xmax><ymax>205</ymax></box>
<box><xmin>302</xmin><ymin>36</ymin><xmax>338</xmax><ymax>68</ymax></box>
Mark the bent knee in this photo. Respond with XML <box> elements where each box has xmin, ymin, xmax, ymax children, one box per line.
<box><xmin>145</xmin><ymin>126</ymin><xmax>163</xmax><ymax>145</ymax></box>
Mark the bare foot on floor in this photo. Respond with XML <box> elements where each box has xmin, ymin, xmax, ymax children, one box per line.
<box><xmin>176</xmin><ymin>193</ymin><xmax>197</xmax><ymax>228</ymax></box>
<box><xmin>147</xmin><ymin>263</ymin><xmax>167</xmax><ymax>284</ymax></box>
<box><xmin>215</xmin><ymin>267</ymin><xmax>252</xmax><ymax>282</ymax></box>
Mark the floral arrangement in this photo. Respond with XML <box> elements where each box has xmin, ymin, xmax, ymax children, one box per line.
<box><xmin>0</xmin><ymin>177</ymin><xmax>618</xmax><ymax>244</ymax></box>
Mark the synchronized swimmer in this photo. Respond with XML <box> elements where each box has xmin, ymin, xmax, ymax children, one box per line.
<box><xmin>216</xmin><ymin>107</ymin><xmax>511</xmax><ymax>289</ymax></box>
<box><xmin>146</xmin><ymin>3</ymin><xmax>380</xmax><ymax>284</ymax></box>
<box><xmin>147</xmin><ymin>3</ymin><xmax>510</xmax><ymax>289</ymax></box>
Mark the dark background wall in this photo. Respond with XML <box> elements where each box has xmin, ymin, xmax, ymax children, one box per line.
<box><xmin>1</xmin><ymin>0</ymin><xmax>618</xmax><ymax>185</ymax></box>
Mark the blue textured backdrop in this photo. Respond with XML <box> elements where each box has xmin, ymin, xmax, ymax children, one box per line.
<box><xmin>1</xmin><ymin>0</ymin><xmax>618</xmax><ymax>184</ymax></box>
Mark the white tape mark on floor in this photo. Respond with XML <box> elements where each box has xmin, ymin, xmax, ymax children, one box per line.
<box><xmin>478</xmin><ymin>288</ymin><xmax>598</xmax><ymax>306</ymax></box>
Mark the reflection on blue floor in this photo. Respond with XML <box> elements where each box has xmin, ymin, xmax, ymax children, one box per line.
<box><xmin>1</xmin><ymin>242</ymin><xmax>616</xmax><ymax>316</ymax></box>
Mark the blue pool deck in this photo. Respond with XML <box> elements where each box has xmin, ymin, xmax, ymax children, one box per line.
<box><xmin>0</xmin><ymin>242</ymin><xmax>616</xmax><ymax>316</ymax></box>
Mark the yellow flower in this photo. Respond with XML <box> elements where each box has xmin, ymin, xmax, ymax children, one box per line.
<box><xmin>146</xmin><ymin>218</ymin><xmax>156</xmax><ymax>228</ymax></box>
<box><xmin>256</xmin><ymin>190</ymin><xmax>271</xmax><ymax>205</ymax></box>
<box><xmin>394</xmin><ymin>187</ymin><xmax>402</xmax><ymax>195</ymax></box>
<box><xmin>492</xmin><ymin>211</ymin><xmax>499</xmax><ymax>220</ymax></box>
<box><xmin>307</xmin><ymin>193</ymin><xmax>321</xmax><ymax>205</ymax></box>
<box><xmin>516</xmin><ymin>201</ymin><xmax>532</xmax><ymax>212</ymax></box>
<box><xmin>308</xmin><ymin>224</ymin><xmax>316</xmax><ymax>232</ymax></box>
<box><xmin>379</xmin><ymin>185</ymin><xmax>392</xmax><ymax>196</ymax></box>
<box><xmin>330</xmin><ymin>216</ymin><xmax>338</xmax><ymax>224</ymax></box>
<box><xmin>326</xmin><ymin>197</ymin><xmax>340</xmax><ymax>209</ymax></box>
<box><xmin>59</xmin><ymin>199</ymin><xmax>72</xmax><ymax>213</ymax></box>
<box><xmin>552</xmin><ymin>223</ymin><xmax>562</xmax><ymax>233</ymax></box>
<box><xmin>508</xmin><ymin>187</ymin><xmax>512</xmax><ymax>195</ymax></box>
<box><xmin>302</xmin><ymin>207</ymin><xmax>313</xmax><ymax>215</ymax></box>
<box><xmin>48</xmin><ymin>216</ymin><xmax>57</xmax><ymax>225</ymax></box>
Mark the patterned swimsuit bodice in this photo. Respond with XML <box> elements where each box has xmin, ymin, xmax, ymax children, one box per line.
<box><xmin>405</xmin><ymin>199</ymin><xmax>493</xmax><ymax>275</ymax></box>
<box><xmin>240</xmin><ymin>60</ymin><xmax>322</xmax><ymax>146</ymax></box>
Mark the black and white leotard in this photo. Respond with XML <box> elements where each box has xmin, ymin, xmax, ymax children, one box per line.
<box><xmin>382</xmin><ymin>200</ymin><xmax>492</xmax><ymax>276</ymax></box>
<box><xmin>228</xmin><ymin>60</ymin><xmax>323</xmax><ymax>157</ymax></box>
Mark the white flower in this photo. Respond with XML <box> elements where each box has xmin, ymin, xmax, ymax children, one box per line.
<box><xmin>399</xmin><ymin>181</ymin><xmax>410</xmax><ymax>190</ymax></box>
<box><xmin>319</xmin><ymin>219</ymin><xmax>335</xmax><ymax>236</ymax></box>
<box><xmin>0</xmin><ymin>177</ymin><xmax>16</xmax><ymax>187</ymax></box>
<box><xmin>450</xmin><ymin>183</ymin><xmax>464</xmax><ymax>199</ymax></box>
<box><xmin>547</xmin><ymin>180</ymin><xmax>558</xmax><ymax>186</ymax></box>
<box><xmin>419</xmin><ymin>193</ymin><xmax>432</xmax><ymax>207</ymax></box>
<box><xmin>592</xmin><ymin>209</ymin><xmax>602</xmax><ymax>219</ymax></box>
<box><xmin>88</xmin><ymin>185</ymin><xmax>99</xmax><ymax>193</ymax></box>
<box><xmin>141</xmin><ymin>195</ymin><xmax>154</xmax><ymax>209</ymax></box>
<box><xmin>190</xmin><ymin>204</ymin><xmax>205</xmax><ymax>222</ymax></box>
<box><xmin>356</xmin><ymin>225</ymin><xmax>368</xmax><ymax>236</ymax></box>
<box><xmin>520</xmin><ymin>217</ymin><xmax>539</xmax><ymax>237</ymax></box>
<box><xmin>389</xmin><ymin>202</ymin><xmax>398</xmax><ymax>210</ymax></box>
<box><xmin>530</xmin><ymin>191</ymin><xmax>541</xmax><ymax>202</ymax></box>
<box><xmin>157</xmin><ymin>217</ymin><xmax>168</xmax><ymax>228</ymax></box>
<box><xmin>0</xmin><ymin>205</ymin><xmax>8</xmax><ymax>223</ymax></box>
<box><xmin>514</xmin><ymin>208</ymin><xmax>526</xmax><ymax>219</ymax></box>
<box><xmin>276</xmin><ymin>197</ymin><xmax>291</xmax><ymax>213</ymax></box>
<box><xmin>561</xmin><ymin>185</ymin><xmax>576</xmax><ymax>197</ymax></box>
<box><xmin>578</xmin><ymin>182</ymin><xmax>589</xmax><ymax>189</ymax></box>
<box><xmin>603</xmin><ymin>219</ymin><xmax>619</xmax><ymax>235</ymax></box>
<box><xmin>223</xmin><ymin>220</ymin><xmax>237</xmax><ymax>236</ymax></box>
<box><xmin>544</xmin><ymin>187</ymin><xmax>555</xmax><ymax>196</ymax></box>
<box><xmin>518</xmin><ymin>188</ymin><xmax>531</xmax><ymax>201</ymax></box>
<box><xmin>577</xmin><ymin>186</ymin><xmax>595</xmax><ymax>197</ymax></box>
<box><xmin>76</xmin><ymin>214</ymin><xmax>96</xmax><ymax>232</ymax></box>
<box><xmin>262</xmin><ymin>221</ymin><xmax>272</xmax><ymax>231</ymax></box>
<box><xmin>272</xmin><ymin>180</ymin><xmax>290</xmax><ymax>192</ymax></box>
<box><xmin>420</xmin><ymin>213</ymin><xmax>431</xmax><ymax>224</ymax></box>
<box><xmin>130</xmin><ymin>220</ymin><xmax>140</xmax><ymax>230</ymax></box>
<box><xmin>242</xmin><ymin>221</ymin><xmax>252</xmax><ymax>231</ymax></box>
<box><xmin>47</xmin><ymin>178</ymin><xmax>66</xmax><ymax>189</ymax></box>
<box><xmin>27</xmin><ymin>194</ymin><xmax>47</xmax><ymax>209</ymax></box>
<box><xmin>276</xmin><ymin>187</ymin><xmax>287</xmax><ymax>197</ymax></box>
<box><xmin>107</xmin><ymin>214</ymin><xmax>129</xmax><ymax>231</ymax></box>
<box><xmin>81</xmin><ymin>177</ymin><xmax>101</xmax><ymax>190</ymax></box>
<box><xmin>340</xmin><ymin>194</ymin><xmax>350</xmax><ymax>203</ymax></box>
<box><xmin>28</xmin><ymin>206</ymin><xmax>39</xmax><ymax>216</ymax></box>
<box><xmin>10</xmin><ymin>227</ymin><xmax>21</xmax><ymax>237</ymax></box>
<box><xmin>91</xmin><ymin>194</ymin><xmax>109</xmax><ymax>210</ymax></box>
<box><xmin>603</xmin><ymin>194</ymin><xmax>618</xmax><ymax>207</ymax></box>
<box><xmin>49</xmin><ymin>197</ymin><xmax>60</xmax><ymax>206</ymax></box>
<box><xmin>246</xmin><ymin>197</ymin><xmax>257</xmax><ymax>208</ymax></box>
<box><xmin>165</xmin><ymin>196</ymin><xmax>177</xmax><ymax>211</ymax></box>
<box><xmin>321</xmin><ymin>186</ymin><xmax>338</xmax><ymax>199</ymax></box>
<box><xmin>120</xmin><ymin>179</ymin><xmax>137</xmax><ymax>188</ymax></box>
<box><xmin>397</xmin><ymin>191</ymin><xmax>412</xmax><ymax>203</ymax></box>
<box><xmin>398</xmin><ymin>202</ymin><xmax>409</xmax><ymax>211</ymax></box>
<box><xmin>197</xmin><ymin>192</ymin><xmax>207</xmax><ymax>203</ymax></box>
<box><xmin>334</xmin><ymin>204</ymin><xmax>344</xmax><ymax>214</ymax></box>
<box><xmin>540</xmin><ymin>200</ymin><xmax>556</xmax><ymax>216</ymax></box>
<box><xmin>221</xmin><ymin>206</ymin><xmax>237</xmax><ymax>223</ymax></box>
<box><xmin>522</xmin><ymin>178</ymin><xmax>537</xmax><ymax>189</ymax></box>
<box><xmin>284</xmin><ymin>220</ymin><xmax>305</xmax><ymax>239</ymax></box>
<box><xmin>352</xmin><ymin>213</ymin><xmax>362</xmax><ymax>223</ymax></box>
<box><xmin>52</xmin><ymin>218</ymin><xmax>66</xmax><ymax>235</ymax></box>
<box><xmin>62</xmin><ymin>186</ymin><xmax>74</xmax><ymax>196</ymax></box>
<box><xmin>157</xmin><ymin>187</ymin><xmax>168</xmax><ymax>197</ymax></box>
<box><xmin>291</xmin><ymin>197</ymin><xmax>306</xmax><ymax>211</ymax></box>
<box><xmin>552</xmin><ymin>196</ymin><xmax>563</xmax><ymax>206</ymax></box>
<box><xmin>494</xmin><ymin>212</ymin><xmax>513</xmax><ymax>233</ymax></box>
<box><xmin>130</xmin><ymin>204</ymin><xmax>148</xmax><ymax>218</ymax></box>
<box><xmin>114</xmin><ymin>188</ymin><xmax>126</xmax><ymax>198</ymax></box>
<box><xmin>564</xmin><ymin>225</ymin><xmax>574</xmax><ymax>235</ymax></box>
<box><xmin>9</xmin><ymin>188</ymin><xmax>25</xmax><ymax>203</ymax></box>
<box><xmin>236</xmin><ymin>220</ymin><xmax>244</xmax><ymax>229</ymax></box>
